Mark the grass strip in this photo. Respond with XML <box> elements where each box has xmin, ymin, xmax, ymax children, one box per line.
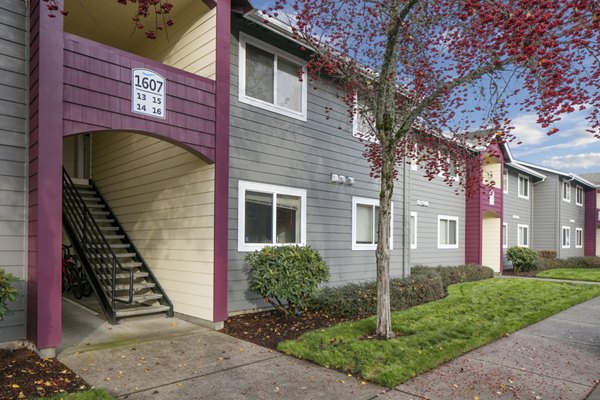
<box><xmin>536</xmin><ymin>268</ymin><xmax>600</xmax><ymax>282</ymax></box>
<box><xmin>279</xmin><ymin>279</ymin><xmax>600</xmax><ymax>387</ymax></box>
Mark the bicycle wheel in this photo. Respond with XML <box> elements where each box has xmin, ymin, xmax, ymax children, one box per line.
<box><xmin>81</xmin><ymin>270</ymin><xmax>93</xmax><ymax>297</ymax></box>
<box><xmin>71</xmin><ymin>268</ymin><xmax>84</xmax><ymax>299</ymax></box>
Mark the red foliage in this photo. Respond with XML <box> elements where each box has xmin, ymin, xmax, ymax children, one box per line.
<box><xmin>42</xmin><ymin>0</ymin><xmax>174</xmax><ymax>39</ymax></box>
<box><xmin>265</xmin><ymin>0</ymin><xmax>599</xmax><ymax>192</ymax></box>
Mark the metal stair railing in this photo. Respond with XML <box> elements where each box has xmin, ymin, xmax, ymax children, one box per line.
<box><xmin>62</xmin><ymin>168</ymin><xmax>134</xmax><ymax>319</ymax></box>
<box><xmin>88</xmin><ymin>180</ymin><xmax>174</xmax><ymax>316</ymax></box>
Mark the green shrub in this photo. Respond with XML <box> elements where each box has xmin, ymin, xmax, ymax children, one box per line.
<box><xmin>411</xmin><ymin>264</ymin><xmax>494</xmax><ymax>289</ymax></box>
<box><xmin>0</xmin><ymin>267</ymin><xmax>17</xmax><ymax>320</ymax></box>
<box><xmin>537</xmin><ymin>256</ymin><xmax>563</xmax><ymax>271</ymax></box>
<box><xmin>538</xmin><ymin>250</ymin><xmax>558</xmax><ymax>259</ymax></box>
<box><xmin>562</xmin><ymin>256</ymin><xmax>600</xmax><ymax>268</ymax></box>
<box><xmin>308</xmin><ymin>274</ymin><xmax>445</xmax><ymax>319</ymax></box>
<box><xmin>506</xmin><ymin>246</ymin><xmax>539</xmax><ymax>272</ymax></box>
<box><xmin>246</xmin><ymin>245</ymin><xmax>329</xmax><ymax>317</ymax></box>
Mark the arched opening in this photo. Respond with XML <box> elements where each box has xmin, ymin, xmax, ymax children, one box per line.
<box><xmin>60</xmin><ymin>130</ymin><xmax>216</xmax><ymax>349</ymax></box>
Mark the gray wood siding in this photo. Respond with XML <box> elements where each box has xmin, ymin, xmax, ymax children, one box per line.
<box><xmin>503</xmin><ymin>166</ymin><xmax>534</xmax><ymax>251</ymax></box>
<box><xmin>409</xmin><ymin>170</ymin><xmax>466</xmax><ymax>266</ymax></box>
<box><xmin>228</xmin><ymin>20</ymin><xmax>406</xmax><ymax>313</ymax></box>
<box><xmin>532</xmin><ymin>174</ymin><xmax>559</xmax><ymax>251</ymax></box>
<box><xmin>0</xmin><ymin>0</ymin><xmax>27</xmax><ymax>342</ymax></box>
<box><xmin>558</xmin><ymin>179</ymin><xmax>586</xmax><ymax>258</ymax></box>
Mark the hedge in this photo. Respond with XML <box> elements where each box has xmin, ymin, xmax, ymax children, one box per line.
<box><xmin>308</xmin><ymin>273</ymin><xmax>445</xmax><ymax>319</ymax></box>
<box><xmin>411</xmin><ymin>264</ymin><xmax>494</xmax><ymax>289</ymax></box>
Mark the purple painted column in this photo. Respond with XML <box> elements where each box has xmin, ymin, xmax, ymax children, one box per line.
<box><xmin>584</xmin><ymin>190</ymin><xmax>596</xmax><ymax>257</ymax></box>
<box><xmin>27</xmin><ymin>1</ymin><xmax>64</xmax><ymax>353</ymax></box>
<box><xmin>465</xmin><ymin>157</ymin><xmax>483</xmax><ymax>265</ymax></box>
<box><xmin>213</xmin><ymin>0</ymin><xmax>231</xmax><ymax>323</ymax></box>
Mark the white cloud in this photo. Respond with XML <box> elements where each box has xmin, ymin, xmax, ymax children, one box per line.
<box><xmin>511</xmin><ymin>114</ymin><xmax>547</xmax><ymax>145</ymax></box>
<box><xmin>541</xmin><ymin>153</ymin><xmax>600</xmax><ymax>170</ymax></box>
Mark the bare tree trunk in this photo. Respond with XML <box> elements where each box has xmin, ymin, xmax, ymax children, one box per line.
<box><xmin>375</xmin><ymin>154</ymin><xmax>395</xmax><ymax>338</ymax></box>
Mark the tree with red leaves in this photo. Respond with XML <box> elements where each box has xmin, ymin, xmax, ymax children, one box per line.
<box><xmin>267</xmin><ymin>0</ymin><xmax>599</xmax><ymax>338</ymax></box>
<box><xmin>43</xmin><ymin>0</ymin><xmax>174</xmax><ymax>39</ymax></box>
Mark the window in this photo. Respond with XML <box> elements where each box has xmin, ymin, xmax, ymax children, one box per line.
<box><xmin>238</xmin><ymin>181</ymin><xmax>306</xmax><ymax>251</ymax></box>
<box><xmin>489</xmin><ymin>189</ymin><xmax>495</xmax><ymax>206</ymax></box>
<box><xmin>502</xmin><ymin>223</ymin><xmax>508</xmax><ymax>248</ymax></box>
<box><xmin>576</xmin><ymin>186</ymin><xmax>583</xmax><ymax>206</ymax></box>
<box><xmin>503</xmin><ymin>169</ymin><xmax>509</xmax><ymax>194</ymax></box>
<box><xmin>576</xmin><ymin>227</ymin><xmax>583</xmax><ymax>248</ymax></box>
<box><xmin>438</xmin><ymin>215</ymin><xmax>459</xmax><ymax>249</ymax></box>
<box><xmin>352</xmin><ymin>106</ymin><xmax>378</xmax><ymax>143</ymax></box>
<box><xmin>239</xmin><ymin>33</ymin><xmax>307</xmax><ymax>120</ymax></box>
<box><xmin>517</xmin><ymin>224</ymin><xmax>529</xmax><ymax>247</ymax></box>
<box><xmin>562</xmin><ymin>226</ymin><xmax>571</xmax><ymax>248</ymax></box>
<box><xmin>352</xmin><ymin>197</ymin><xmax>394</xmax><ymax>250</ymax></box>
<box><xmin>410</xmin><ymin>145</ymin><xmax>419</xmax><ymax>171</ymax></box>
<box><xmin>563</xmin><ymin>181</ymin><xmax>571</xmax><ymax>202</ymax></box>
<box><xmin>410</xmin><ymin>212</ymin><xmax>417</xmax><ymax>249</ymax></box>
<box><xmin>518</xmin><ymin>175</ymin><xmax>529</xmax><ymax>199</ymax></box>
<box><xmin>352</xmin><ymin>197</ymin><xmax>393</xmax><ymax>250</ymax></box>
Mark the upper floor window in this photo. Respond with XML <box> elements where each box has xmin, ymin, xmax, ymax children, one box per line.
<box><xmin>438</xmin><ymin>215</ymin><xmax>459</xmax><ymax>249</ymax></box>
<box><xmin>562</xmin><ymin>181</ymin><xmax>571</xmax><ymax>202</ymax></box>
<box><xmin>503</xmin><ymin>169</ymin><xmax>509</xmax><ymax>194</ymax></box>
<box><xmin>239</xmin><ymin>33</ymin><xmax>307</xmax><ymax>121</ymax></box>
<box><xmin>238</xmin><ymin>181</ymin><xmax>307</xmax><ymax>252</ymax></box>
<box><xmin>352</xmin><ymin>106</ymin><xmax>378</xmax><ymax>143</ymax></box>
<box><xmin>352</xmin><ymin>197</ymin><xmax>393</xmax><ymax>250</ymax></box>
<box><xmin>576</xmin><ymin>186</ymin><xmax>583</xmax><ymax>206</ymax></box>
<box><xmin>518</xmin><ymin>175</ymin><xmax>529</xmax><ymax>199</ymax></box>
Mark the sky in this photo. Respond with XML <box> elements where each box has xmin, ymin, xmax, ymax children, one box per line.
<box><xmin>250</xmin><ymin>0</ymin><xmax>600</xmax><ymax>175</ymax></box>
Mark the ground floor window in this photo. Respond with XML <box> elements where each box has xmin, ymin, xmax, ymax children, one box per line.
<box><xmin>410</xmin><ymin>212</ymin><xmax>417</xmax><ymax>249</ymax></box>
<box><xmin>238</xmin><ymin>181</ymin><xmax>306</xmax><ymax>251</ymax></box>
<box><xmin>517</xmin><ymin>224</ymin><xmax>529</xmax><ymax>247</ymax></box>
<box><xmin>562</xmin><ymin>226</ymin><xmax>571</xmax><ymax>248</ymax></box>
<box><xmin>438</xmin><ymin>215</ymin><xmax>459</xmax><ymax>249</ymax></box>
<box><xmin>502</xmin><ymin>222</ymin><xmax>508</xmax><ymax>248</ymax></box>
<box><xmin>352</xmin><ymin>197</ymin><xmax>393</xmax><ymax>250</ymax></box>
<box><xmin>576</xmin><ymin>227</ymin><xmax>583</xmax><ymax>248</ymax></box>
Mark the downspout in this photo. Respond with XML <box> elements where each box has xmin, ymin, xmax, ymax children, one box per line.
<box><xmin>403</xmin><ymin>155</ymin><xmax>410</xmax><ymax>277</ymax></box>
<box><xmin>532</xmin><ymin>175</ymin><xmax>546</xmax><ymax>250</ymax></box>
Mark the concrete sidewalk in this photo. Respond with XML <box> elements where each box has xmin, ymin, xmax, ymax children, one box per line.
<box><xmin>58</xmin><ymin>294</ymin><xmax>600</xmax><ymax>400</ymax></box>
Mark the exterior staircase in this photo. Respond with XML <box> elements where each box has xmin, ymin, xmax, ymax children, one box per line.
<box><xmin>62</xmin><ymin>168</ymin><xmax>173</xmax><ymax>323</ymax></box>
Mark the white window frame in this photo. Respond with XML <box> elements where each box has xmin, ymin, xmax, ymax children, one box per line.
<box><xmin>518</xmin><ymin>174</ymin><xmax>529</xmax><ymax>199</ymax></box>
<box><xmin>237</xmin><ymin>180</ymin><xmax>307</xmax><ymax>252</ymax></box>
<box><xmin>517</xmin><ymin>224</ymin><xmax>529</xmax><ymax>247</ymax></box>
<box><xmin>238</xmin><ymin>32</ymin><xmax>308</xmax><ymax>121</ymax></box>
<box><xmin>562</xmin><ymin>226</ymin><xmax>571</xmax><ymax>248</ymax></box>
<box><xmin>575</xmin><ymin>186</ymin><xmax>583</xmax><ymax>206</ymax></box>
<box><xmin>352</xmin><ymin>197</ymin><xmax>393</xmax><ymax>251</ymax></box>
<box><xmin>502</xmin><ymin>222</ymin><xmax>508</xmax><ymax>248</ymax></box>
<box><xmin>562</xmin><ymin>181</ymin><xmax>571</xmax><ymax>203</ymax></box>
<box><xmin>410</xmin><ymin>211</ymin><xmax>417</xmax><ymax>249</ymax></box>
<box><xmin>437</xmin><ymin>215</ymin><xmax>459</xmax><ymax>249</ymax></box>
<box><xmin>576</xmin><ymin>227</ymin><xmax>583</xmax><ymax>248</ymax></box>
<box><xmin>503</xmin><ymin>169</ymin><xmax>509</xmax><ymax>194</ymax></box>
<box><xmin>352</xmin><ymin>103</ymin><xmax>378</xmax><ymax>143</ymax></box>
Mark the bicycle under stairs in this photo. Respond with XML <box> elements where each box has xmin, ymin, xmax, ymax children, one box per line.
<box><xmin>62</xmin><ymin>168</ymin><xmax>173</xmax><ymax>324</ymax></box>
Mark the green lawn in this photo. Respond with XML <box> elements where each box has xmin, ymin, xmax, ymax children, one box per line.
<box><xmin>536</xmin><ymin>268</ymin><xmax>600</xmax><ymax>282</ymax></box>
<box><xmin>38</xmin><ymin>389</ymin><xmax>114</xmax><ymax>400</ymax></box>
<box><xmin>278</xmin><ymin>279</ymin><xmax>600</xmax><ymax>387</ymax></box>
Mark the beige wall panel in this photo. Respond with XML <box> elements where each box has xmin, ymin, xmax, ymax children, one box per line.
<box><xmin>63</xmin><ymin>136</ymin><xmax>77</xmax><ymax>177</ymax></box>
<box><xmin>137</xmin><ymin>6</ymin><xmax>217</xmax><ymax>79</ymax></box>
<box><xmin>91</xmin><ymin>131</ymin><xmax>215</xmax><ymax>322</ymax></box>
<box><xmin>482</xmin><ymin>216</ymin><xmax>501</xmax><ymax>272</ymax></box>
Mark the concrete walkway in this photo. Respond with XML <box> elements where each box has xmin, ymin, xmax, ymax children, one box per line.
<box><xmin>58</xmin><ymin>292</ymin><xmax>600</xmax><ymax>400</ymax></box>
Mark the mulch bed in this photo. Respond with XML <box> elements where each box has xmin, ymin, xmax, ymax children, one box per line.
<box><xmin>220</xmin><ymin>310</ymin><xmax>354</xmax><ymax>350</ymax></box>
<box><xmin>0</xmin><ymin>348</ymin><xmax>90</xmax><ymax>400</ymax></box>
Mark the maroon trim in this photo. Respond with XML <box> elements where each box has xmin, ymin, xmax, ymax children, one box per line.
<box><xmin>27</xmin><ymin>0</ymin><xmax>64</xmax><ymax>349</ymax></box>
<box><xmin>213</xmin><ymin>0</ymin><xmax>231</xmax><ymax>322</ymax></box>
<box><xmin>584</xmin><ymin>189</ymin><xmax>596</xmax><ymax>256</ymax></box>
